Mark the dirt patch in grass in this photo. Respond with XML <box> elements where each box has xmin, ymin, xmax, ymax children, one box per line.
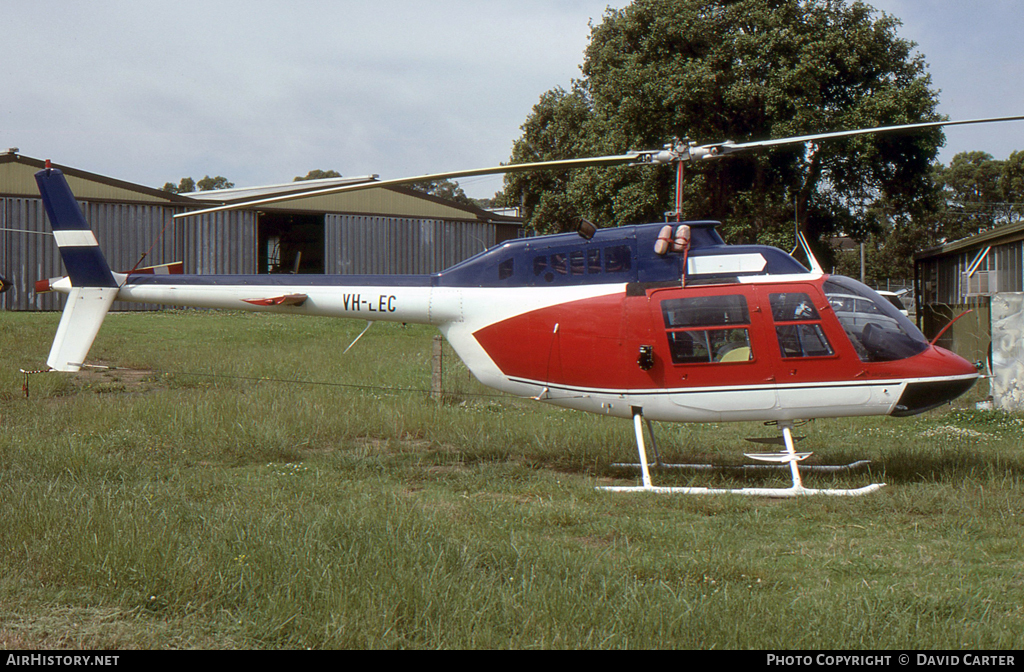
<box><xmin>72</xmin><ymin>364</ymin><xmax>161</xmax><ymax>394</ymax></box>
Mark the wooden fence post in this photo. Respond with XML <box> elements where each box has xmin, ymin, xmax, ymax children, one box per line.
<box><xmin>431</xmin><ymin>335</ymin><xmax>443</xmax><ymax>401</ymax></box>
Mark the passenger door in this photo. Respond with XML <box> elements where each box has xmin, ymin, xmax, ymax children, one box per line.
<box><xmin>648</xmin><ymin>285</ymin><xmax>778</xmax><ymax>415</ymax></box>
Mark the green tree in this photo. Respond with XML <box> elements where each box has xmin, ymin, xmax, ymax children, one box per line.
<box><xmin>161</xmin><ymin>177</ymin><xmax>195</xmax><ymax>194</ymax></box>
<box><xmin>1000</xmin><ymin>150</ymin><xmax>1024</xmax><ymax>224</ymax></box>
<box><xmin>195</xmin><ymin>175</ymin><xmax>234</xmax><ymax>191</ymax></box>
<box><xmin>916</xmin><ymin>150</ymin><xmax>1024</xmax><ymax>248</ymax></box>
<box><xmin>503</xmin><ymin>0</ymin><xmax>942</xmax><ymax>266</ymax></box>
<box><xmin>833</xmin><ymin>150</ymin><xmax>1024</xmax><ymax>287</ymax></box>
<box><xmin>161</xmin><ymin>175</ymin><xmax>234</xmax><ymax>194</ymax></box>
<box><xmin>294</xmin><ymin>169</ymin><xmax>342</xmax><ymax>181</ymax></box>
<box><xmin>408</xmin><ymin>178</ymin><xmax>474</xmax><ymax>206</ymax></box>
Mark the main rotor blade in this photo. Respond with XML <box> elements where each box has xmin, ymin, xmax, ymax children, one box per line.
<box><xmin>174</xmin><ymin>114</ymin><xmax>1024</xmax><ymax>219</ymax></box>
<box><xmin>172</xmin><ymin>153</ymin><xmax>645</xmax><ymax>220</ymax></box>
<box><xmin>698</xmin><ymin>114</ymin><xmax>1024</xmax><ymax>157</ymax></box>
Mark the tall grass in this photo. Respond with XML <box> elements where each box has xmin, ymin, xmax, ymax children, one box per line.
<box><xmin>1</xmin><ymin>310</ymin><xmax>1023</xmax><ymax>649</ymax></box>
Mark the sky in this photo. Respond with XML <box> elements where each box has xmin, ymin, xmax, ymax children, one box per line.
<box><xmin>3</xmin><ymin>1</ymin><xmax>1023</xmax><ymax>199</ymax></box>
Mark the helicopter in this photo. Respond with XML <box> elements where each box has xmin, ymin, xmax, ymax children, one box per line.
<box><xmin>30</xmin><ymin>116</ymin><xmax>1024</xmax><ymax>497</ymax></box>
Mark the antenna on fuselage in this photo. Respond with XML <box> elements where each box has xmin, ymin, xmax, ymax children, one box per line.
<box><xmin>791</xmin><ymin>196</ymin><xmax>824</xmax><ymax>275</ymax></box>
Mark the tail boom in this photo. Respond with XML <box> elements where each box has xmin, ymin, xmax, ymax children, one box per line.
<box><xmin>112</xmin><ymin>276</ymin><xmax>449</xmax><ymax>324</ymax></box>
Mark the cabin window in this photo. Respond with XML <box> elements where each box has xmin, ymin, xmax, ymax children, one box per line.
<box><xmin>666</xmin><ymin>329</ymin><xmax>752</xmax><ymax>364</ymax></box>
<box><xmin>570</xmin><ymin>251</ymin><xmax>586</xmax><ymax>275</ymax></box>
<box><xmin>551</xmin><ymin>253</ymin><xmax>569</xmax><ymax>275</ymax></box>
<box><xmin>775</xmin><ymin>324</ymin><xmax>834</xmax><ymax>358</ymax></box>
<box><xmin>533</xmin><ymin>256</ymin><xmax>547</xmax><ymax>276</ymax></box>
<box><xmin>661</xmin><ymin>295</ymin><xmax>753</xmax><ymax>364</ymax></box>
<box><xmin>769</xmin><ymin>292</ymin><xmax>834</xmax><ymax>358</ymax></box>
<box><xmin>769</xmin><ymin>293</ymin><xmax>820</xmax><ymax>322</ymax></box>
<box><xmin>604</xmin><ymin>245</ymin><xmax>632</xmax><ymax>273</ymax></box>
<box><xmin>663</xmin><ymin>295</ymin><xmax>749</xmax><ymax>328</ymax></box>
<box><xmin>498</xmin><ymin>258</ymin><xmax>514</xmax><ymax>280</ymax></box>
<box><xmin>529</xmin><ymin>246</ymin><xmax>631</xmax><ymax>283</ymax></box>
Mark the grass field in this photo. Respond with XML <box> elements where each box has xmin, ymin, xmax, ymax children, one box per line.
<box><xmin>1</xmin><ymin>309</ymin><xmax>1023</xmax><ymax>649</ymax></box>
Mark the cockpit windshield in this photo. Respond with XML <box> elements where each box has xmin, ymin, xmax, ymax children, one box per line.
<box><xmin>823</xmin><ymin>276</ymin><xmax>929</xmax><ymax>362</ymax></box>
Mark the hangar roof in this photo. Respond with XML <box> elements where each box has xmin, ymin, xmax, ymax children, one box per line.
<box><xmin>0</xmin><ymin>151</ymin><xmax>194</xmax><ymax>205</ymax></box>
<box><xmin>914</xmin><ymin>220</ymin><xmax>1024</xmax><ymax>261</ymax></box>
<box><xmin>0</xmin><ymin>150</ymin><xmax>518</xmax><ymax>224</ymax></box>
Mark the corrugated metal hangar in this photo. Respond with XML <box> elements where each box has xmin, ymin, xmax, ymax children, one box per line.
<box><xmin>915</xmin><ymin>222</ymin><xmax>1024</xmax><ymax>410</ymax></box>
<box><xmin>0</xmin><ymin>150</ymin><xmax>521</xmax><ymax>311</ymax></box>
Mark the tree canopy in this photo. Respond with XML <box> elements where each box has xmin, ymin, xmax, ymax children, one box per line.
<box><xmin>408</xmin><ymin>178</ymin><xmax>475</xmax><ymax>206</ymax></box>
<box><xmin>933</xmin><ymin>151</ymin><xmax>1024</xmax><ymax>237</ymax></box>
<box><xmin>161</xmin><ymin>175</ymin><xmax>234</xmax><ymax>194</ymax></box>
<box><xmin>837</xmin><ymin>150</ymin><xmax>1024</xmax><ymax>286</ymax></box>
<box><xmin>294</xmin><ymin>169</ymin><xmax>342</xmax><ymax>181</ymax></box>
<box><xmin>502</xmin><ymin>0</ymin><xmax>943</xmax><ymax>265</ymax></box>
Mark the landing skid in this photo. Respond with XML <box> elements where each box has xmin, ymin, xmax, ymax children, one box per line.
<box><xmin>600</xmin><ymin>483</ymin><xmax>886</xmax><ymax>497</ymax></box>
<box><xmin>610</xmin><ymin>460</ymin><xmax>873</xmax><ymax>473</ymax></box>
<box><xmin>599</xmin><ymin>409</ymin><xmax>885</xmax><ymax>498</ymax></box>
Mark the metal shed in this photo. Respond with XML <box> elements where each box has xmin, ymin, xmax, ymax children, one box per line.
<box><xmin>915</xmin><ymin>222</ymin><xmax>1024</xmax><ymax>409</ymax></box>
<box><xmin>914</xmin><ymin>221</ymin><xmax>1024</xmax><ymax>364</ymax></box>
<box><xmin>1</xmin><ymin>152</ymin><xmax>521</xmax><ymax>311</ymax></box>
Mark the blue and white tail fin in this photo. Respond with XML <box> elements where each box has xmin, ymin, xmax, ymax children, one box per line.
<box><xmin>35</xmin><ymin>166</ymin><xmax>119</xmax><ymax>372</ymax></box>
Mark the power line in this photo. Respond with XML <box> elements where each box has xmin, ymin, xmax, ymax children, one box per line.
<box><xmin>19</xmin><ymin>364</ymin><xmax>512</xmax><ymax>400</ymax></box>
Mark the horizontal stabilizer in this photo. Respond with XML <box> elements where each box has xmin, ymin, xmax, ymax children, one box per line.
<box><xmin>35</xmin><ymin>262</ymin><xmax>183</xmax><ymax>294</ymax></box>
<box><xmin>47</xmin><ymin>287</ymin><xmax>118</xmax><ymax>371</ymax></box>
<box><xmin>128</xmin><ymin>261</ymin><xmax>184</xmax><ymax>275</ymax></box>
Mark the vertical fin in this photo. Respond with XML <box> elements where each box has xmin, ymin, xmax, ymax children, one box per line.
<box><xmin>35</xmin><ymin>165</ymin><xmax>119</xmax><ymax>371</ymax></box>
<box><xmin>35</xmin><ymin>166</ymin><xmax>117</xmax><ymax>288</ymax></box>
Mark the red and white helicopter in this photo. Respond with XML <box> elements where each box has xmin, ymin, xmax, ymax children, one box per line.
<box><xmin>32</xmin><ymin>116</ymin><xmax>1024</xmax><ymax>497</ymax></box>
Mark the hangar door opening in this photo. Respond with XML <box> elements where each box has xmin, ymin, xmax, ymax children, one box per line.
<box><xmin>258</xmin><ymin>212</ymin><xmax>325</xmax><ymax>274</ymax></box>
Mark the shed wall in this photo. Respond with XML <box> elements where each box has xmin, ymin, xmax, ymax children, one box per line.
<box><xmin>325</xmin><ymin>214</ymin><xmax>496</xmax><ymax>275</ymax></box>
<box><xmin>1</xmin><ymin>196</ymin><xmax>255</xmax><ymax>310</ymax></box>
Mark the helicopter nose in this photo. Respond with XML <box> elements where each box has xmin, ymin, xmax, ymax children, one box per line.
<box><xmin>891</xmin><ymin>345</ymin><xmax>979</xmax><ymax>417</ymax></box>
